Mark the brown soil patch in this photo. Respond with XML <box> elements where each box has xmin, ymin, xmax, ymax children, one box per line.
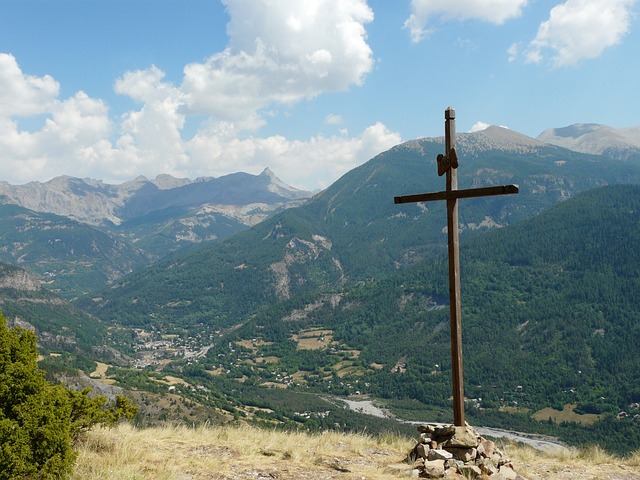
<box><xmin>90</xmin><ymin>361</ymin><xmax>111</xmax><ymax>378</ymax></box>
<box><xmin>158</xmin><ymin>376</ymin><xmax>191</xmax><ymax>387</ymax></box>
<box><xmin>255</xmin><ymin>356</ymin><xmax>280</xmax><ymax>364</ymax></box>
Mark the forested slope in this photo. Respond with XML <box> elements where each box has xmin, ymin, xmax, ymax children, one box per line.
<box><xmin>197</xmin><ymin>185</ymin><xmax>640</xmax><ymax>450</ymax></box>
<box><xmin>81</xmin><ymin>132</ymin><xmax>640</xmax><ymax>333</ymax></box>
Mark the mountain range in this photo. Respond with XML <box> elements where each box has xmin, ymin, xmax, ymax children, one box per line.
<box><xmin>83</xmin><ymin>124</ymin><xmax>640</xmax><ymax>326</ymax></box>
<box><xmin>538</xmin><ymin>123</ymin><xmax>640</xmax><ymax>161</ymax></box>
<box><xmin>77</xmin><ymin>126</ymin><xmax>640</xmax><ymax>418</ymax></box>
<box><xmin>2</xmin><ymin>122</ymin><xmax>640</xmax><ymax>452</ymax></box>
<box><xmin>0</xmin><ymin>167</ymin><xmax>310</xmax><ymax>227</ymax></box>
<box><xmin>0</xmin><ymin>168</ymin><xmax>312</xmax><ymax>297</ymax></box>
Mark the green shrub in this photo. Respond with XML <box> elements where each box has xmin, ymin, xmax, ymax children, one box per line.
<box><xmin>0</xmin><ymin>312</ymin><xmax>138</xmax><ymax>479</ymax></box>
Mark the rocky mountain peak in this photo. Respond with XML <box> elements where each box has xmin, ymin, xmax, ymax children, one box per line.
<box><xmin>151</xmin><ymin>174</ymin><xmax>192</xmax><ymax>190</ymax></box>
<box><xmin>537</xmin><ymin>123</ymin><xmax>640</xmax><ymax>160</ymax></box>
<box><xmin>259</xmin><ymin>167</ymin><xmax>310</xmax><ymax>199</ymax></box>
<box><xmin>458</xmin><ymin>126</ymin><xmax>545</xmax><ymax>153</ymax></box>
<box><xmin>260</xmin><ymin>167</ymin><xmax>277</xmax><ymax>178</ymax></box>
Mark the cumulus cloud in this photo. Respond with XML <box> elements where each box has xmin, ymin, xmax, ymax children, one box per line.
<box><xmin>182</xmin><ymin>0</ymin><xmax>374</xmax><ymax>120</ymax></box>
<box><xmin>0</xmin><ymin>0</ymin><xmax>385</xmax><ymax>189</ymax></box>
<box><xmin>114</xmin><ymin>66</ymin><xmax>189</xmax><ymax>173</ymax></box>
<box><xmin>0</xmin><ymin>53</ymin><xmax>59</xmax><ymax>116</ymax></box>
<box><xmin>525</xmin><ymin>0</ymin><xmax>638</xmax><ymax>67</ymax></box>
<box><xmin>470</xmin><ymin>121</ymin><xmax>491</xmax><ymax>132</ymax></box>
<box><xmin>114</xmin><ymin>65</ymin><xmax>180</xmax><ymax>104</ymax></box>
<box><xmin>186</xmin><ymin>121</ymin><xmax>401</xmax><ymax>191</ymax></box>
<box><xmin>405</xmin><ymin>0</ymin><xmax>529</xmax><ymax>42</ymax></box>
<box><xmin>0</xmin><ymin>56</ymin><xmax>117</xmax><ymax>182</ymax></box>
<box><xmin>0</xmin><ymin>54</ymin><xmax>398</xmax><ymax>188</ymax></box>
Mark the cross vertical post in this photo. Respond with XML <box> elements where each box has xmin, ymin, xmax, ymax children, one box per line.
<box><xmin>394</xmin><ymin>107</ymin><xmax>518</xmax><ymax>428</ymax></box>
<box><xmin>444</xmin><ymin>107</ymin><xmax>465</xmax><ymax>426</ymax></box>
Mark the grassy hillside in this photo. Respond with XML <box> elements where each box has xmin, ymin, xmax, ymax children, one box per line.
<box><xmin>72</xmin><ymin>423</ymin><xmax>640</xmax><ymax>479</ymax></box>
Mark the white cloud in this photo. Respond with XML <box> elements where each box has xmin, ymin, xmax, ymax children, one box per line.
<box><xmin>0</xmin><ymin>53</ymin><xmax>59</xmax><ymax>116</ymax></box>
<box><xmin>182</xmin><ymin>0</ymin><xmax>374</xmax><ymax>120</ymax></box>
<box><xmin>186</xmin><ymin>121</ymin><xmax>401</xmax><ymax>191</ymax></box>
<box><xmin>470</xmin><ymin>121</ymin><xmax>490</xmax><ymax>132</ymax></box>
<box><xmin>405</xmin><ymin>0</ymin><xmax>529</xmax><ymax>42</ymax></box>
<box><xmin>526</xmin><ymin>0</ymin><xmax>638</xmax><ymax>67</ymax></box>
<box><xmin>114</xmin><ymin>66</ymin><xmax>189</xmax><ymax>173</ymax></box>
<box><xmin>0</xmin><ymin>50</ymin><xmax>397</xmax><ymax>189</ymax></box>
<box><xmin>0</xmin><ymin>1</ymin><xmax>383</xmax><ymax>189</ymax></box>
<box><xmin>325</xmin><ymin>114</ymin><xmax>343</xmax><ymax>125</ymax></box>
<box><xmin>507</xmin><ymin>42</ymin><xmax>520</xmax><ymax>62</ymax></box>
<box><xmin>43</xmin><ymin>92</ymin><xmax>111</xmax><ymax>146</ymax></box>
<box><xmin>114</xmin><ymin>65</ymin><xmax>180</xmax><ymax>104</ymax></box>
<box><xmin>0</xmin><ymin>62</ymin><xmax>117</xmax><ymax>183</ymax></box>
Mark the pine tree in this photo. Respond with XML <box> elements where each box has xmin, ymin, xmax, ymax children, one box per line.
<box><xmin>0</xmin><ymin>312</ymin><xmax>138</xmax><ymax>479</ymax></box>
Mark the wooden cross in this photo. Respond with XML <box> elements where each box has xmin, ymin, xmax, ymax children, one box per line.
<box><xmin>394</xmin><ymin>107</ymin><xmax>518</xmax><ymax>426</ymax></box>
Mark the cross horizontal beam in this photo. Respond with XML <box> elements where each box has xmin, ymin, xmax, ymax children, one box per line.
<box><xmin>394</xmin><ymin>184</ymin><xmax>519</xmax><ymax>205</ymax></box>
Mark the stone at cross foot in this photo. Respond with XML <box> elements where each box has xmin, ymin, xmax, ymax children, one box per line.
<box><xmin>394</xmin><ymin>107</ymin><xmax>519</xmax><ymax>426</ymax></box>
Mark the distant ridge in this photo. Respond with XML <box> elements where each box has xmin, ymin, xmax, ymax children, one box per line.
<box><xmin>0</xmin><ymin>168</ymin><xmax>312</xmax><ymax>226</ymax></box>
<box><xmin>460</xmin><ymin>126</ymin><xmax>545</xmax><ymax>153</ymax></box>
<box><xmin>407</xmin><ymin>126</ymin><xmax>547</xmax><ymax>155</ymax></box>
<box><xmin>84</xmin><ymin>129</ymin><xmax>640</xmax><ymax>333</ymax></box>
<box><xmin>0</xmin><ymin>169</ymin><xmax>313</xmax><ymax>295</ymax></box>
<box><xmin>537</xmin><ymin>123</ymin><xmax>640</xmax><ymax>161</ymax></box>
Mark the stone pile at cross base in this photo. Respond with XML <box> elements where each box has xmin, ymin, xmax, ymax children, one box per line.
<box><xmin>400</xmin><ymin>423</ymin><xmax>528</xmax><ymax>479</ymax></box>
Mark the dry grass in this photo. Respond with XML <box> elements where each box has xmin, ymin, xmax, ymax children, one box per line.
<box><xmin>73</xmin><ymin>423</ymin><xmax>414</xmax><ymax>479</ymax></box>
<box><xmin>532</xmin><ymin>403</ymin><xmax>602</xmax><ymax>426</ymax></box>
<box><xmin>627</xmin><ymin>450</ymin><xmax>640</xmax><ymax>467</ymax></box>
<box><xmin>158</xmin><ymin>375</ymin><xmax>191</xmax><ymax>386</ymax></box>
<box><xmin>503</xmin><ymin>441</ymin><xmax>640</xmax><ymax>480</ymax></box>
<box><xmin>292</xmin><ymin>329</ymin><xmax>334</xmax><ymax>351</ymax></box>
<box><xmin>72</xmin><ymin>424</ymin><xmax>640</xmax><ymax>480</ymax></box>
<box><xmin>89</xmin><ymin>361</ymin><xmax>111</xmax><ymax>378</ymax></box>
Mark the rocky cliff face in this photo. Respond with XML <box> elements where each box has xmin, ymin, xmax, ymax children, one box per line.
<box><xmin>0</xmin><ymin>266</ymin><xmax>41</xmax><ymax>291</ymax></box>
<box><xmin>0</xmin><ymin>175</ymin><xmax>126</xmax><ymax>225</ymax></box>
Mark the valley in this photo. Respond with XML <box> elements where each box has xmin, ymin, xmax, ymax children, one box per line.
<box><xmin>2</xmin><ymin>126</ymin><xmax>640</xmax><ymax>455</ymax></box>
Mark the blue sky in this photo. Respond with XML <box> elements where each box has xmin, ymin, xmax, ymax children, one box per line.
<box><xmin>0</xmin><ymin>0</ymin><xmax>638</xmax><ymax>190</ymax></box>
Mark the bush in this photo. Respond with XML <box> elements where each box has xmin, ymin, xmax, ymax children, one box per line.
<box><xmin>0</xmin><ymin>313</ymin><xmax>138</xmax><ymax>479</ymax></box>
